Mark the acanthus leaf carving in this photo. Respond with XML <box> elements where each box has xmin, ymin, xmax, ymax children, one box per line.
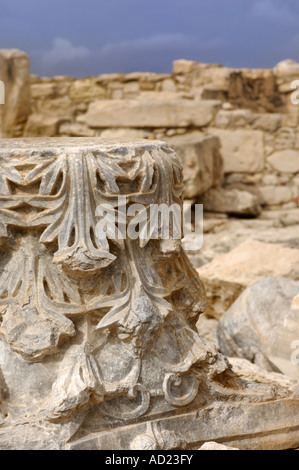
<box><xmin>48</xmin><ymin>344</ymin><xmax>105</xmax><ymax>422</ymax></box>
<box><xmin>0</xmin><ymin>238</ymin><xmax>77</xmax><ymax>361</ymax></box>
<box><xmin>95</xmin><ymin>243</ymin><xmax>172</xmax><ymax>351</ymax></box>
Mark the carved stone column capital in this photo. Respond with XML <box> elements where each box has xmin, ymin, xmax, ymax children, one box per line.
<box><xmin>0</xmin><ymin>138</ymin><xmax>298</xmax><ymax>450</ymax></box>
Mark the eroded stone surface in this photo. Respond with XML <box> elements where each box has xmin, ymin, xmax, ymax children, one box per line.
<box><xmin>0</xmin><ymin>49</ymin><xmax>30</xmax><ymax>138</ymax></box>
<box><xmin>217</xmin><ymin>277</ymin><xmax>299</xmax><ymax>379</ymax></box>
<box><xmin>268</xmin><ymin>150</ymin><xmax>299</xmax><ymax>173</ymax></box>
<box><xmin>201</xmin><ymin>187</ymin><xmax>261</xmax><ymax>216</ymax></box>
<box><xmin>86</xmin><ymin>100</ymin><xmax>221</xmax><ymax>128</ymax></box>
<box><xmin>2</xmin><ymin>52</ymin><xmax>299</xmax><ymax>214</ymax></box>
<box><xmin>197</xmin><ymin>240</ymin><xmax>299</xmax><ymax>318</ymax></box>
<box><xmin>166</xmin><ymin>133</ymin><xmax>223</xmax><ymax>198</ymax></box>
<box><xmin>209</xmin><ymin>129</ymin><xmax>265</xmax><ymax>173</ymax></box>
<box><xmin>199</xmin><ymin>442</ymin><xmax>239</xmax><ymax>450</ymax></box>
<box><xmin>0</xmin><ymin>138</ymin><xmax>298</xmax><ymax>450</ymax></box>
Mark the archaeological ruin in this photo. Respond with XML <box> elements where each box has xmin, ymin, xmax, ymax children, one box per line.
<box><xmin>0</xmin><ymin>49</ymin><xmax>298</xmax><ymax>450</ymax></box>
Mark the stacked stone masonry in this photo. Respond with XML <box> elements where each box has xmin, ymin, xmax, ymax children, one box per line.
<box><xmin>1</xmin><ymin>51</ymin><xmax>299</xmax><ymax>211</ymax></box>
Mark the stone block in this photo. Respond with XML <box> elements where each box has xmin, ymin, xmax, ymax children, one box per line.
<box><xmin>0</xmin><ymin>49</ymin><xmax>31</xmax><ymax>137</ymax></box>
<box><xmin>210</xmin><ymin>129</ymin><xmax>265</xmax><ymax>173</ymax></box>
<box><xmin>197</xmin><ymin>239</ymin><xmax>299</xmax><ymax>319</ymax></box>
<box><xmin>0</xmin><ymin>138</ymin><xmax>298</xmax><ymax>450</ymax></box>
<box><xmin>69</xmin><ymin>79</ymin><xmax>106</xmax><ymax>100</ymax></box>
<box><xmin>86</xmin><ymin>99</ymin><xmax>221</xmax><ymax>128</ymax></box>
<box><xmin>201</xmin><ymin>187</ymin><xmax>261</xmax><ymax>216</ymax></box>
<box><xmin>268</xmin><ymin>150</ymin><xmax>299</xmax><ymax>173</ymax></box>
<box><xmin>258</xmin><ymin>185</ymin><xmax>294</xmax><ymax>205</ymax></box>
<box><xmin>166</xmin><ymin>133</ymin><xmax>223</xmax><ymax>198</ymax></box>
<box><xmin>24</xmin><ymin>113</ymin><xmax>64</xmax><ymax>137</ymax></box>
<box><xmin>217</xmin><ymin>276</ymin><xmax>299</xmax><ymax>380</ymax></box>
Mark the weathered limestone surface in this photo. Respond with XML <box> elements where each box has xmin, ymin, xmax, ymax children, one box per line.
<box><xmin>268</xmin><ymin>150</ymin><xmax>299</xmax><ymax>174</ymax></box>
<box><xmin>166</xmin><ymin>133</ymin><xmax>223</xmax><ymax>198</ymax></box>
<box><xmin>197</xmin><ymin>240</ymin><xmax>299</xmax><ymax>318</ymax></box>
<box><xmin>293</xmin><ymin>294</ymin><xmax>299</xmax><ymax>312</ymax></box>
<box><xmin>199</xmin><ymin>442</ymin><xmax>239</xmax><ymax>450</ymax></box>
<box><xmin>0</xmin><ymin>138</ymin><xmax>298</xmax><ymax>451</ymax></box>
<box><xmin>229</xmin><ymin>357</ymin><xmax>298</xmax><ymax>391</ymax></box>
<box><xmin>187</xmin><ymin>217</ymin><xmax>299</xmax><ymax>272</ymax></box>
<box><xmin>209</xmin><ymin>129</ymin><xmax>265</xmax><ymax>174</ymax></box>
<box><xmin>274</xmin><ymin>59</ymin><xmax>299</xmax><ymax>78</ymax></box>
<box><xmin>1</xmin><ymin>52</ymin><xmax>299</xmax><ymax>210</ymax></box>
<box><xmin>0</xmin><ymin>49</ymin><xmax>31</xmax><ymax>137</ymax></box>
<box><xmin>24</xmin><ymin>112</ymin><xmax>64</xmax><ymax>137</ymax></box>
<box><xmin>85</xmin><ymin>100</ymin><xmax>221</xmax><ymax>128</ymax></box>
<box><xmin>217</xmin><ymin>277</ymin><xmax>299</xmax><ymax>380</ymax></box>
<box><xmin>201</xmin><ymin>187</ymin><xmax>261</xmax><ymax>216</ymax></box>
<box><xmin>258</xmin><ymin>185</ymin><xmax>296</xmax><ymax>206</ymax></box>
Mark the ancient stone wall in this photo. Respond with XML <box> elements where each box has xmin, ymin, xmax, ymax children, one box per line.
<box><xmin>0</xmin><ymin>50</ymin><xmax>31</xmax><ymax>138</ymax></box>
<box><xmin>1</xmin><ymin>51</ymin><xmax>299</xmax><ymax>211</ymax></box>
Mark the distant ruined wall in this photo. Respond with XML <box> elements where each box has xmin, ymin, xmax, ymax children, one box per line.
<box><xmin>0</xmin><ymin>49</ymin><xmax>31</xmax><ymax>138</ymax></box>
<box><xmin>1</xmin><ymin>50</ymin><xmax>299</xmax><ymax>211</ymax></box>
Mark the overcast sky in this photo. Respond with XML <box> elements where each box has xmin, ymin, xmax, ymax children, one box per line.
<box><xmin>1</xmin><ymin>0</ymin><xmax>299</xmax><ymax>77</ymax></box>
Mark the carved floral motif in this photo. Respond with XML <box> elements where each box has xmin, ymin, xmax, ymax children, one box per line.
<box><xmin>0</xmin><ymin>139</ymin><xmax>228</xmax><ymax>425</ymax></box>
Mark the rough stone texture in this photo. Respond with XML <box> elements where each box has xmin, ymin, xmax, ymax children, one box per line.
<box><xmin>172</xmin><ymin>59</ymin><xmax>196</xmax><ymax>75</ymax></box>
<box><xmin>268</xmin><ymin>150</ymin><xmax>299</xmax><ymax>173</ymax></box>
<box><xmin>260</xmin><ymin>208</ymin><xmax>299</xmax><ymax>226</ymax></box>
<box><xmin>199</xmin><ymin>442</ymin><xmax>239</xmax><ymax>450</ymax></box>
<box><xmin>59</xmin><ymin>122</ymin><xmax>96</xmax><ymax>138</ymax></box>
<box><xmin>229</xmin><ymin>357</ymin><xmax>299</xmax><ymax>393</ymax></box>
<box><xmin>2</xmin><ymin>53</ymin><xmax>299</xmax><ymax>211</ymax></box>
<box><xmin>196</xmin><ymin>316</ymin><xmax>218</xmax><ymax>346</ymax></box>
<box><xmin>35</xmin><ymin>97</ymin><xmax>73</xmax><ymax>120</ymax></box>
<box><xmin>201</xmin><ymin>187</ymin><xmax>261</xmax><ymax>216</ymax></box>
<box><xmin>69</xmin><ymin>79</ymin><xmax>107</xmax><ymax>101</ymax></box>
<box><xmin>0</xmin><ymin>49</ymin><xmax>31</xmax><ymax>137</ymax></box>
<box><xmin>209</xmin><ymin>129</ymin><xmax>265</xmax><ymax>173</ymax></box>
<box><xmin>197</xmin><ymin>240</ymin><xmax>299</xmax><ymax>318</ymax></box>
<box><xmin>215</xmin><ymin>109</ymin><xmax>256</xmax><ymax>129</ymax></box>
<box><xmin>99</xmin><ymin>128</ymin><xmax>150</xmax><ymax>139</ymax></box>
<box><xmin>253</xmin><ymin>113</ymin><xmax>282</xmax><ymax>133</ymax></box>
<box><xmin>85</xmin><ymin>100</ymin><xmax>221</xmax><ymax>128</ymax></box>
<box><xmin>188</xmin><ymin>219</ymin><xmax>299</xmax><ymax>270</ymax></box>
<box><xmin>166</xmin><ymin>133</ymin><xmax>223</xmax><ymax>198</ymax></box>
<box><xmin>24</xmin><ymin>113</ymin><xmax>65</xmax><ymax>137</ymax></box>
<box><xmin>217</xmin><ymin>277</ymin><xmax>299</xmax><ymax>380</ymax></box>
<box><xmin>293</xmin><ymin>294</ymin><xmax>299</xmax><ymax>312</ymax></box>
<box><xmin>258</xmin><ymin>185</ymin><xmax>295</xmax><ymax>206</ymax></box>
<box><xmin>274</xmin><ymin>59</ymin><xmax>299</xmax><ymax>78</ymax></box>
<box><xmin>0</xmin><ymin>137</ymin><xmax>298</xmax><ymax>450</ymax></box>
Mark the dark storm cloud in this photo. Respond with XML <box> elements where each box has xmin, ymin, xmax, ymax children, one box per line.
<box><xmin>1</xmin><ymin>0</ymin><xmax>299</xmax><ymax>77</ymax></box>
<box><xmin>37</xmin><ymin>34</ymin><xmax>226</xmax><ymax>76</ymax></box>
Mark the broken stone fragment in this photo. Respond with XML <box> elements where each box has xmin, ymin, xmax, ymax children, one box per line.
<box><xmin>201</xmin><ymin>187</ymin><xmax>261</xmax><ymax>216</ymax></box>
<box><xmin>0</xmin><ymin>138</ymin><xmax>298</xmax><ymax>451</ymax></box>
<box><xmin>199</xmin><ymin>442</ymin><xmax>239</xmax><ymax>450</ymax></box>
<box><xmin>0</xmin><ymin>49</ymin><xmax>31</xmax><ymax>137</ymax></box>
<box><xmin>166</xmin><ymin>133</ymin><xmax>223</xmax><ymax>199</ymax></box>
<box><xmin>209</xmin><ymin>129</ymin><xmax>265</xmax><ymax>174</ymax></box>
<box><xmin>217</xmin><ymin>276</ymin><xmax>299</xmax><ymax>380</ymax></box>
<box><xmin>197</xmin><ymin>239</ymin><xmax>299</xmax><ymax>318</ymax></box>
<box><xmin>274</xmin><ymin>59</ymin><xmax>299</xmax><ymax>78</ymax></box>
<box><xmin>85</xmin><ymin>99</ymin><xmax>221</xmax><ymax>128</ymax></box>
